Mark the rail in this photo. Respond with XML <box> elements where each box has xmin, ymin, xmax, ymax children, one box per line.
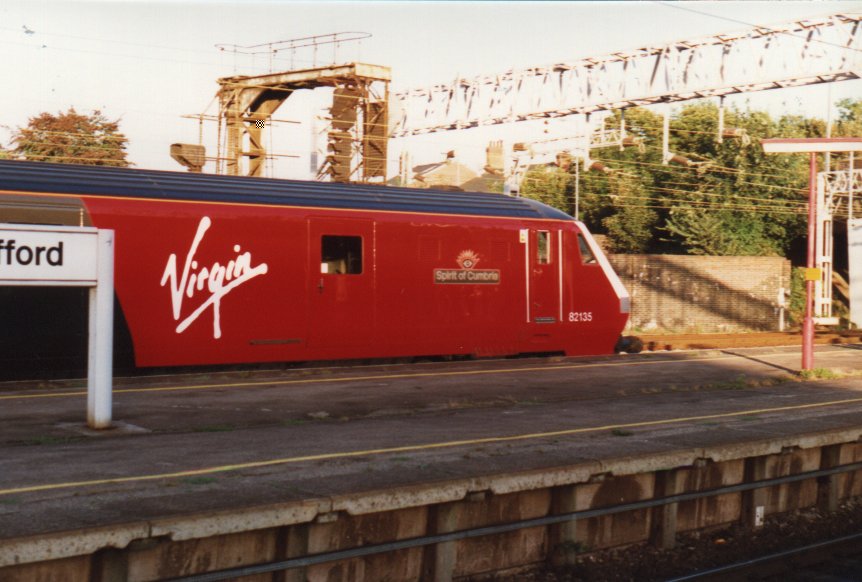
<box><xmin>666</xmin><ymin>531</ymin><xmax>862</xmax><ymax>581</ymax></box>
<box><xmin>165</xmin><ymin>460</ymin><xmax>862</xmax><ymax>582</ymax></box>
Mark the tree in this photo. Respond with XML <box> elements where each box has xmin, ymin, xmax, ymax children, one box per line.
<box><xmin>834</xmin><ymin>98</ymin><xmax>862</xmax><ymax>137</ymax></box>
<box><xmin>578</xmin><ymin>107</ymin><xmax>676</xmax><ymax>253</ymax></box>
<box><xmin>11</xmin><ymin>108</ymin><xmax>129</xmax><ymax>167</ymax></box>
<box><xmin>600</xmin><ymin>175</ymin><xmax>658</xmax><ymax>253</ymax></box>
<box><xmin>572</xmin><ymin>103</ymin><xmax>815</xmax><ymax>256</ymax></box>
<box><xmin>520</xmin><ymin>166</ymin><xmax>574</xmax><ymax>214</ymax></box>
<box><xmin>526</xmin><ymin>100</ymin><xmax>859</xmax><ymax>257</ymax></box>
<box><xmin>659</xmin><ymin>105</ymin><xmax>812</xmax><ymax>256</ymax></box>
<box><xmin>664</xmin><ymin>208</ymin><xmax>778</xmax><ymax>255</ymax></box>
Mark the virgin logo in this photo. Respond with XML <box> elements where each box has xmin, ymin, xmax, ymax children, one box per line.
<box><xmin>160</xmin><ymin>217</ymin><xmax>268</xmax><ymax>339</ymax></box>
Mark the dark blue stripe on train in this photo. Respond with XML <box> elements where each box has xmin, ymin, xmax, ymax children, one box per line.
<box><xmin>0</xmin><ymin>160</ymin><xmax>572</xmax><ymax>221</ymax></box>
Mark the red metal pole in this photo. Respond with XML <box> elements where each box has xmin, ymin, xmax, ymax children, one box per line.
<box><xmin>802</xmin><ymin>152</ymin><xmax>816</xmax><ymax>371</ymax></box>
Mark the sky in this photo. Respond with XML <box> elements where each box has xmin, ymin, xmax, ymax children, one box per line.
<box><xmin>1</xmin><ymin>0</ymin><xmax>861</xmax><ymax>178</ymax></box>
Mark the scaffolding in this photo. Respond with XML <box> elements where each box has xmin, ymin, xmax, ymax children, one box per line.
<box><xmin>178</xmin><ymin>33</ymin><xmax>390</xmax><ymax>183</ymax></box>
<box><xmin>215</xmin><ymin>62</ymin><xmax>389</xmax><ymax>181</ymax></box>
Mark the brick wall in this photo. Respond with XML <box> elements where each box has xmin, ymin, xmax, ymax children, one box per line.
<box><xmin>606</xmin><ymin>254</ymin><xmax>792</xmax><ymax>333</ymax></box>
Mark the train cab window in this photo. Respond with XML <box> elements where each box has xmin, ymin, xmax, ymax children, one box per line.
<box><xmin>537</xmin><ymin>231</ymin><xmax>551</xmax><ymax>264</ymax></box>
<box><xmin>321</xmin><ymin>235</ymin><xmax>362</xmax><ymax>275</ymax></box>
<box><xmin>577</xmin><ymin>233</ymin><xmax>597</xmax><ymax>265</ymax></box>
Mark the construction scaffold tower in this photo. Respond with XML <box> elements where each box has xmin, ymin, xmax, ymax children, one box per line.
<box><xmin>179</xmin><ymin>33</ymin><xmax>390</xmax><ymax>183</ymax></box>
<box><xmin>216</xmin><ymin>62</ymin><xmax>389</xmax><ymax>181</ymax></box>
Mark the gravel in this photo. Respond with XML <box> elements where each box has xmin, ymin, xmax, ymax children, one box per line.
<box><xmin>493</xmin><ymin>499</ymin><xmax>862</xmax><ymax>581</ymax></box>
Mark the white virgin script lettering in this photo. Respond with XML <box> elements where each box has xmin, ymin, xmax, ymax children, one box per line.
<box><xmin>160</xmin><ymin>217</ymin><xmax>269</xmax><ymax>339</ymax></box>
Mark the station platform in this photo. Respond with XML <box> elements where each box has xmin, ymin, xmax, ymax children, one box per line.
<box><xmin>2</xmin><ymin>342</ymin><xmax>862</xmax><ymax>577</ymax></box>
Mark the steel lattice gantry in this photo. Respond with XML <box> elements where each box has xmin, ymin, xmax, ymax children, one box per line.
<box><xmin>815</xmin><ymin>166</ymin><xmax>862</xmax><ymax>324</ymax></box>
<box><xmin>217</xmin><ymin>63</ymin><xmax>390</xmax><ymax>180</ymax></box>
<box><xmin>390</xmin><ymin>13</ymin><xmax>862</xmax><ymax>137</ymax></box>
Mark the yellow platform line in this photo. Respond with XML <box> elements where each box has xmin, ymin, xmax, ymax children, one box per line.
<box><xmin>0</xmin><ymin>353</ymin><xmax>763</xmax><ymax>400</ymax></box>
<box><xmin>3</xmin><ymin>396</ymin><xmax>862</xmax><ymax>497</ymax></box>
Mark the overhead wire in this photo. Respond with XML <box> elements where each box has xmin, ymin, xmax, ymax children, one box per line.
<box><xmin>0</xmin><ymin>152</ymin><xmax>836</xmax><ymax>218</ymax></box>
<box><xmin>0</xmin><ymin>25</ymin><xmax>218</xmax><ymax>55</ymax></box>
<box><xmin>8</xmin><ymin>129</ymin><xmax>129</xmax><ymax>141</ymax></box>
<box><xmin>0</xmin><ymin>37</ymin><xmax>237</xmax><ymax>71</ymax></box>
<box><xmin>8</xmin><ymin>142</ymin><xmax>129</xmax><ymax>154</ymax></box>
<box><xmin>518</xmin><ymin>191</ymin><xmax>808</xmax><ymax>216</ymax></box>
<box><xmin>4</xmin><ymin>8</ymin><xmax>854</xmax><ymax>133</ymax></box>
<box><xmin>517</xmin><ymin>175</ymin><xmax>810</xmax><ymax>215</ymax></box>
<box><xmin>591</xmin><ymin>161</ymin><xmax>809</xmax><ymax>196</ymax></box>
<box><xmin>8</xmin><ymin>154</ymin><xmax>129</xmax><ymax>165</ymax></box>
<box><xmin>0</xmin><ymin>20</ymin><xmax>372</xmax><ymax>91</ymax></box>
<box><xmin>0</xmin><ymin>26</ymin><xmax>332</xmax><ymax>74</ymax></box>
<box><xmin>654</xmin><ymin>2</ymin><xmax>862</xmax><ymax>54</ymax></box>
<box><xmin>1</xmin><ymin>20</ymin><xmax>847</xmax><ymax>198</ymax></box>
<box><xmin>407</xmin><ymin>167</ymin><xmax>807</xmax><ymax>215</ymax></box>
<box><xmin>661</xmin><ymin>179</ymin><xmax>804</xmax><ymax>196</ymax></box>
<box><xmin>517</xmin><ymin>154</ymin><xmax>812</xmax><ymax>206</ymax></box>
<box><xmin>590</xmin><ymin>154</ymin><xmax>808</xmax><ymax>184</ymax></box>
<box><xmin>0</xmin><ymin>32</ymin><xmax>824</xmax><ymax>163</ymax></box>
<box><xmin>562</xmin><ymin>177</ymin><xmax>830</xmax><ymax>215</ymax></box>
<box><xmin>0</xmin><ymin>128</ymin><xmax>817</xmax><ymax>205</ymax></box>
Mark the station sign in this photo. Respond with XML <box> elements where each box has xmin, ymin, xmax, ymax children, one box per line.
<box><xmin>0</xmin><ymin>224</ymin><xmax>99</xmax><ymax>285</ymax></box>
<box><xmin>0</xmin><ymin>223</ymin><xmax>114</xmax><ymax>429</ymax></box>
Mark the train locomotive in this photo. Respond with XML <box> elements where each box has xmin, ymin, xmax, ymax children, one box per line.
<box><xmin>0</xmin><ymin>160</ymin><xmax>629</xmax><ymax>373</ymax></box>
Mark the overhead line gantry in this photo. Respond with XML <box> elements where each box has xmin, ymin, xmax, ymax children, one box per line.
<box><xmin>389</xmin><ymin>13</ymin><xmax>862</xmax><ymax>137</ymax></box>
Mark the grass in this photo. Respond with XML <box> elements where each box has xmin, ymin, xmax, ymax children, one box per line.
<box><xmin>702</xmin><ymin>375</ymin><xmax>749</xmax><ymax>391</ymax></box>
<box><xmin>798</xmin><ymin>367</ymin><xmax>841</xmax><ymax>380</ymax></box>
<box><xmin>701</xmin><ymin>374</ymin><xmax>794</xmax><ymax>392</ymax></box>
<box><xmin>722</xmin><ymin>376</ymin><xmax>749</xmax><ymax>390</ymax></box>
<box><xmin>611</xmin><ymin>428</ymin><xmax>634</xmax><ymax>437</ymax></box>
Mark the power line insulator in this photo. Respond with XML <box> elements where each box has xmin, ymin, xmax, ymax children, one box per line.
<box><xmin>587</xmin><ymin>160</ymin><xmax>613</xmax><ymax>174</ymax></box>
<box><xmin>722</xmin><ymin>128</ymin><xmax>751</xmax><ymax>146</ymax></box>
<box><xmin>555</xmin><ymin>152</ymin><xmax>573</xmax><ymax>171</ymax></box>
<box><xmin>667</xmin><ymin>154</ymin><xmax>691</xmax><ymax>167</ymax></box>
<box><xmin>621</xmin><ymin>135</ymin><xmax>646</xmax><ymax>153</ymax></box>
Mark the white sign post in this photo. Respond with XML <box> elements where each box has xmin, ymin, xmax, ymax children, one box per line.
<box><xmin>0</xmin><ymin>224</ymin><xmax>114</xmax><ymax>429</ymax></box>
<box><xmin>850</xmin><ymin>218</ymin><xmax>862</xmax><ymax>329</ymax></box>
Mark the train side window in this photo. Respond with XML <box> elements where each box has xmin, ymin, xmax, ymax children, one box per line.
<box><xmin>321</xmin><ymin>235</ymin><xmax>362</xmax><ymax>274</ymax></box>
<box><xmin>537</xmin><ymin>231</ymin><xmax>550</xmax><ymax>264</ymax></box>
<box><xmin>577</xmin><ymin>233</ymin><xmax>597</xmax><ymax>265</ymax></box>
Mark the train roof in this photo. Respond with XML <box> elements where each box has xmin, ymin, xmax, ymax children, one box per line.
<box><xmin>0</xmin><ymin>160</ymin><xmax>572</xmax><ymax>221</ymax></box>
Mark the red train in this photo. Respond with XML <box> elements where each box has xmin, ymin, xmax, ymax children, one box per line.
<box><xmin>0</xmin><ymin>160</ymin><xmax>629</xmax><ymax>372</ymax></box>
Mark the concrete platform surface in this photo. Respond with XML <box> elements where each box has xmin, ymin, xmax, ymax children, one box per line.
<box><xmin>1</xmin><ymin>344</ymin><xmax>861</xmax><ymax>541</ymax></box>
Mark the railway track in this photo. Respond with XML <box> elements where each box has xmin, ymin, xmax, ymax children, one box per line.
<box><xmin>637</xmin><ymin>330</ymin><xmax>862</xmax><ymax>352</ymax></box>
<box><xmin>669</xmin><ymin>532</ymin><xmax>862</xmax><ymax>581</ymax></box>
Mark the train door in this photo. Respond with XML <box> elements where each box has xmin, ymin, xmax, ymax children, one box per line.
<box><xmin>527</xmin><ymin>228</ymin><xmax>560</xmax><ymax>324</ymax></box>
<box><xmin>308</xmin><ymin>218</ymin><xmax>375</xmax><ymax>349</ymax></box>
